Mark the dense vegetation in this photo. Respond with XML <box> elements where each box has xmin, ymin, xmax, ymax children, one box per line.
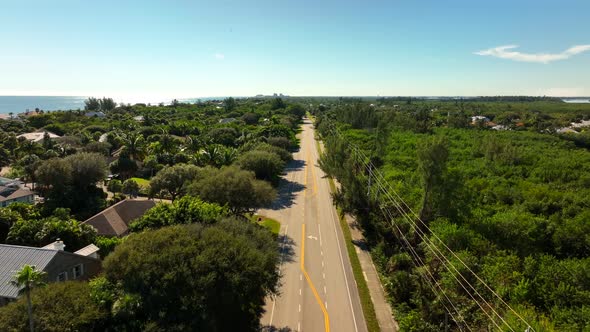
<box><xmin>314</xmin><ymin>98</ymin><xmax>590</xmax><ymax>331</ymax></box>
<box><xmin>0</xmin><ymin>97</ymin><xmax>299</xmax><ymax>330</ymax></box>
<box><xmin>0</xmin><ymin>96</ymin><xmax>300</xmax><ymax>248</ymax></box>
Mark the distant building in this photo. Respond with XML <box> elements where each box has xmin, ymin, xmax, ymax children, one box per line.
<box><xmin>557</xmin><ymin>127</ymin><xmax>578</xmax><ymax>134</ymax></box>
<box><xmin>218</xmin><ymin>117</ymin><xmax>237</xmax><ymax>124</ymax></box>
<box><xmin>17</xmin><ymin>130</ymin><xmax>60</xmax><ymax>143</ymax></box>
<box><xmin>491</xmin><ymin>125</ymin><xmax>509</xmax><ymax>131</ymax></box>
<box><xmin>132</xmin><ymin>115</ymin><xmax>145</xmax><ymax>122</ymax></box>
<box><xmin>83</xmin><ymin>199</ymin><xmax>156</xmax><ymax>237</ymax></box>
<box><xmin>471</xmin><ymin>116</ymin><xmax>490</xmax><ymax>124</ymax></box>
<box><xmin>0</xmin><ymin>241</ymin><xmax>101</xmax><ymax>306</ymax></box>
<box><xmin>84</xmin><ymin>111</ymin><xmax>106</xmax><ymax>118</ymax></box>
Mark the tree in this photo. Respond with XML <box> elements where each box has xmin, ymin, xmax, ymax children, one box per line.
<box><xmin>84</xmin><ymin>97</ymin><xmax>100</xmax><ymax>111</ymax></box>
<box><xmin>236</xmin><ymin>150</ymin><xmax>285</xmax><ymax>183</ymax></box>
<box><xmin>271</xmin><ymin>97</ymin><xmax>286</xmax><ymax>110</ymax></box>
<box><xmin>11</xmin><ymin>265</ymin><xmax>47</xmax><ymax>332</ymax></box>
<box><xmin>109</xmin><ymin>157</ymin><xmax>138</xmax><ymax>180</ymax></box>
<box><xmin>0</xmin><ymin>208</ymin><xmax>21</xmax><ymax>242</ymax></box>
<box><xmin>417</xmin><ymin>136</ymin><xmax>449</xmax><ymax>224</ymax></box>
<box><xmin>149</xmin><ymin>164</ymin><xmax>201</xmax><ymax>200</ymax></box>
<box><xmin>99</xmin><ymin>97</ymin><xmax>117</xmax><ymax>111</ymax></box>
<box><xmin>208</xmin><ymin>127</ymin><xmax>239</xmax><ymax>146</ymax></box>
<box><xmin>107</xmin><ymin>179</ymin><xmax>123</xmax><ymax>193</ymax></box>
<box><xmin>18</xmin><ymin>154</ymin><xmax>41</xmax><ymax>189</ymax></box>
<box><xmin>189</xmin><ymin>166</ymin><xmax>276</xmax><ymax>214</ymax></box>
<box><xmin>117</xmin><ymin>132</ymin><xmax>145</xmax><ymax>161</ymax></box>
<box><xmin>0</xmin><ymin>281</ymin><xmax>106</xmax><ymax>332</ymax></box>
<box><xmin>121</xmin><ymin>179</ymin><xmax>140</xmax><ymax>197</ymax></box>
<box><xmin>103</xmin><ymin>220</ymin><xmax>280</xmax><ymax>331</ymax></box>
<box><xmin>130</xmin><ymin>196</ymin><xmax>227</xmax><ymax>232</ymax></box>
<box><xmin>6</xmin><ymin>215</ymin><xmax>97</xmax><ymax>252</ymax></box>
<box><xmin>224</xmin><ymin>97</ymin><xmax>236</xmax><ymax>111</ymax></box>
<box><xmin>35</xmin><ymin>153</ymin><xmax>107</xmax><ymax>218</ymax></box>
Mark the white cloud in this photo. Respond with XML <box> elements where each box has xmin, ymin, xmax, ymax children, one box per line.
<box><xmin>214</xmin><ymin>53</ymin><xmax>225</xmax><ymax>60</ymax></box>
<box><xmin>474</xmin><ymin>44</ymin><xmax>590</xmax><ymax>64</ymax></box>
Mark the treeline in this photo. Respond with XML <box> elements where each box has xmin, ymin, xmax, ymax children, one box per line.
<box><xmin>314</xmin><ymin>99</ymin><xmax>590</xmax><ymax>330</ymax></box>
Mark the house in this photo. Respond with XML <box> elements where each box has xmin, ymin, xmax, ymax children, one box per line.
<box><xmin>16</xmin><ymin>130</ymin><xmax>61</xmax><ymax>143</ymax></box>
<box><xmin>0</xmin><ymin>241</ymin><xmax>101</xmax><ymax>306</ymax></box>
<box><xmin>0</xmin><ymin>184</ymin><xmax>34</xmax><ymax>207</ymax></box>
<box><xmin>218</xmin><ymin>117</ymin><xmax>237</xmax><ymax>124</ymax></box>
<box><xmin>471</xmin><ymin>116</ymin><xmax>490</xmax><ymax>124</ymax></box>
<box><xmin>84</xmin><ymin>111</ymin><xmax>106</xmax><ymax>118</ymax></box>
<box><xmin>132</xmin><ymin>115</ymin><xmax>145</xmax><ymax>122</ymax></box>
<box><xmin>82</xmin><ymin>199</ymin><xmax>156</xmax><ymax>237</ymax></box>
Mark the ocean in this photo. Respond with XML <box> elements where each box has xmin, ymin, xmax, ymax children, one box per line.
<box><xmin>0</xmin><ymin>96</ymin><xmax>229</xmax><ymax>115</ymax></box>
<box><xmin>0</xmin><ymin>96</ymin><xmax>88</xmax><ymax>114</ymax></box>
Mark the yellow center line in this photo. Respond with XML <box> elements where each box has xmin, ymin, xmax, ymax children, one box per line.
<box><xmin>301</xmin><ymin>223</ymin><xmax>330</xmax><ymax>332</ymax></box>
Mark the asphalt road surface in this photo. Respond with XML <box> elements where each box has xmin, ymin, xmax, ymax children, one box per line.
<box><xmin>260</xmin><ymin>119</ymin><xmax>367</xmax><ymax>332</ymax></box>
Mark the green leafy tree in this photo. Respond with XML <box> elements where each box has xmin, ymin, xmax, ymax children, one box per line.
<box><xmin>84</xmin><ymin>97</ymin><xmax>100</xmax><ymax>111</ymax></box>
<box><xmin>109</xmin><ymin>157</ymin><xmax>138</xmax><ymax>180</ymax></box>
<box><xmin>189</xmin><ymin>166</ymin><xmax>276</xmax><ymax>214</ymax></box>
<box><xmin>149</xmin><ymin>164</ymin><xmax>201</xmax><ymax>200</ymax></box>
<box><xmin>121</xmin><ymin>179</ymin><xmax>140</xmax><ymax>197</ymax></box>
<box><xmin>6</xmin><ymin>215</ymin><xmax>97</xmax><ymax>252</ymax></box>
<box><xmin>0</xmin><ymin>281</ymin><xmax>107</xmax><ymax>332</ymax></box>
<box><xmin>107</xmin><ymin>179</ymin><xmax>123</xmax><ymax>193</ymax></box>
<box><xmin>236</xmin><ymin>150</ymin><xmax>285</xmax><ymax>184</ymax></box>
<box><xmin>0</xmin><ymin>208</ymin><xmax>22</xmax><ymax>242</ymax></box>
<box><xmin>11</xmin><ymin>265</ymin><xmax>47</xmax><ymax>332</ymax></box>
<box><xmin>224</xmin><ymin>97</ymin><xmax>236</xmax><ymax>111</ymax></box>
<box><xmin>103</xmin><ymin>220</ymin><xmax>280</xmax><ymax>331</ymax></box>
<box><xmin>417</xmin><ymin>135</ymin><xmax>449</xmax><ymax>224</ymax></box>
<box><xmin>130</xmin><ymin>196</ymin><xmax>228</xmax><ymax>232</ymax></box>
<box><xmin>35</xmin><ymin>153</ymin><xmax>107</xmax><ymax>218</ymax></box>
<box><xmin>99</xmin><ymin>97</ymin><xmax>117</xmax><ymax>111</ymax></box>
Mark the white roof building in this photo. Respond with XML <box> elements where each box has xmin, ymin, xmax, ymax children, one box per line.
<box><xmin>16</xmin><ymin>131</ymin><xmax>60</xmax><ymax>143</ymax></box>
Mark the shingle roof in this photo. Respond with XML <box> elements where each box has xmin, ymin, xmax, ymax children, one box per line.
<box><xmin>83</xmin><ymin>199</ymin><xmax>156</xmax><ymax>237</ymax></box>
<box><xmin>0</xmin><ymin>245</ymin><xmax>59</xmax><ymax>299</ymax></box>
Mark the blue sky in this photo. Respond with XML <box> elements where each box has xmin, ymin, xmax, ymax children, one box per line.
<box><xmin>1</xmin><ymin>0</ymin><xmax>589</xmax><ymax>100</ymax></box>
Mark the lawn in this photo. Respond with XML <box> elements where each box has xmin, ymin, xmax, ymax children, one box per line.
<box><xmin>251</xmin><ymin>214</ymin><xmax>281</xmax><ymax>236</ymax></box>
<box><xmin>129</xmin><ymin>177</ymin><xmax>150</xmax><ymax>187</ymax></box>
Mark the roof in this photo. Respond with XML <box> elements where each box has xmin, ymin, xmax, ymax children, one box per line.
<box><xmin>0</xmin><ymin>177</ymin><xmax>22</xmax><ymax>186</ymax></box>
<box><xmin>218</xmin><ymin>117</ymin><xmax>237</xmax><ymax>124</ymax></box>
<box><xmin>16</xmin><ymin>131</ymin><xmax>60</xmax><ymax>142</ymax></box>
<box><xmin>74</xmin><ymin>244</ymin><xmax>100</xmax><ymax>257</ymax></box>
<box><xmin>83</xmin><ymin>199</ymin><xmax>156</xmax><ymax>237</ymax></box>
<box><xmin>0</xmin><ymin>245</ymin><xmax>59</xmax><ymax>299</ymax></box>
<box><xmin>84</xmin><ymin>111</ymin><xmax>106</xmax><ymax>117</ymax></box>
<box><xmin>0</xmin><ymin>186</ymin><xmax>34</xmax><ymax>203</ymax></box>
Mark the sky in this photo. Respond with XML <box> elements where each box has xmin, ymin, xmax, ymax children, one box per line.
<box><xmin>0</xmin><ymin>0</ymin><xmax>589</xmax><ymax>100</ymax></box>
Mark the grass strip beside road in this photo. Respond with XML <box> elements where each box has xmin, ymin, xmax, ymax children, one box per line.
<box><xmin>251</xmin><ymin>214</ymin><xmax>281</xmax><ymax>236</ymax></box>
<box><xmin>326</xmin><ymin>166</ymin><xmax>380</xmax><ymax>332</ymax></box>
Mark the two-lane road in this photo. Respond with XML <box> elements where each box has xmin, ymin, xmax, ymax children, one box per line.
<box><xmin>261</xmin><ymin>119</ymin><xmax>367</xmax><ymax>332</ymax></box>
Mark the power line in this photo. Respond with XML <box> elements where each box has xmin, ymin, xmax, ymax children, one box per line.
<box><xmin>320</xmin><ymin>119</ymin><xmax>533</xmax><ymax>331</ymax></box>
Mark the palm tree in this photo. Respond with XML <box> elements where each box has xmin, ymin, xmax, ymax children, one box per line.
<box><xmin>117</xmin><ymin>131</ymin><xmax>145</xmax><ymax>161</ymax></box>
<box><xmin>11</xmin><ymin>265</ymin><xmax>47</xmax><ymax>332</ymax></box>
